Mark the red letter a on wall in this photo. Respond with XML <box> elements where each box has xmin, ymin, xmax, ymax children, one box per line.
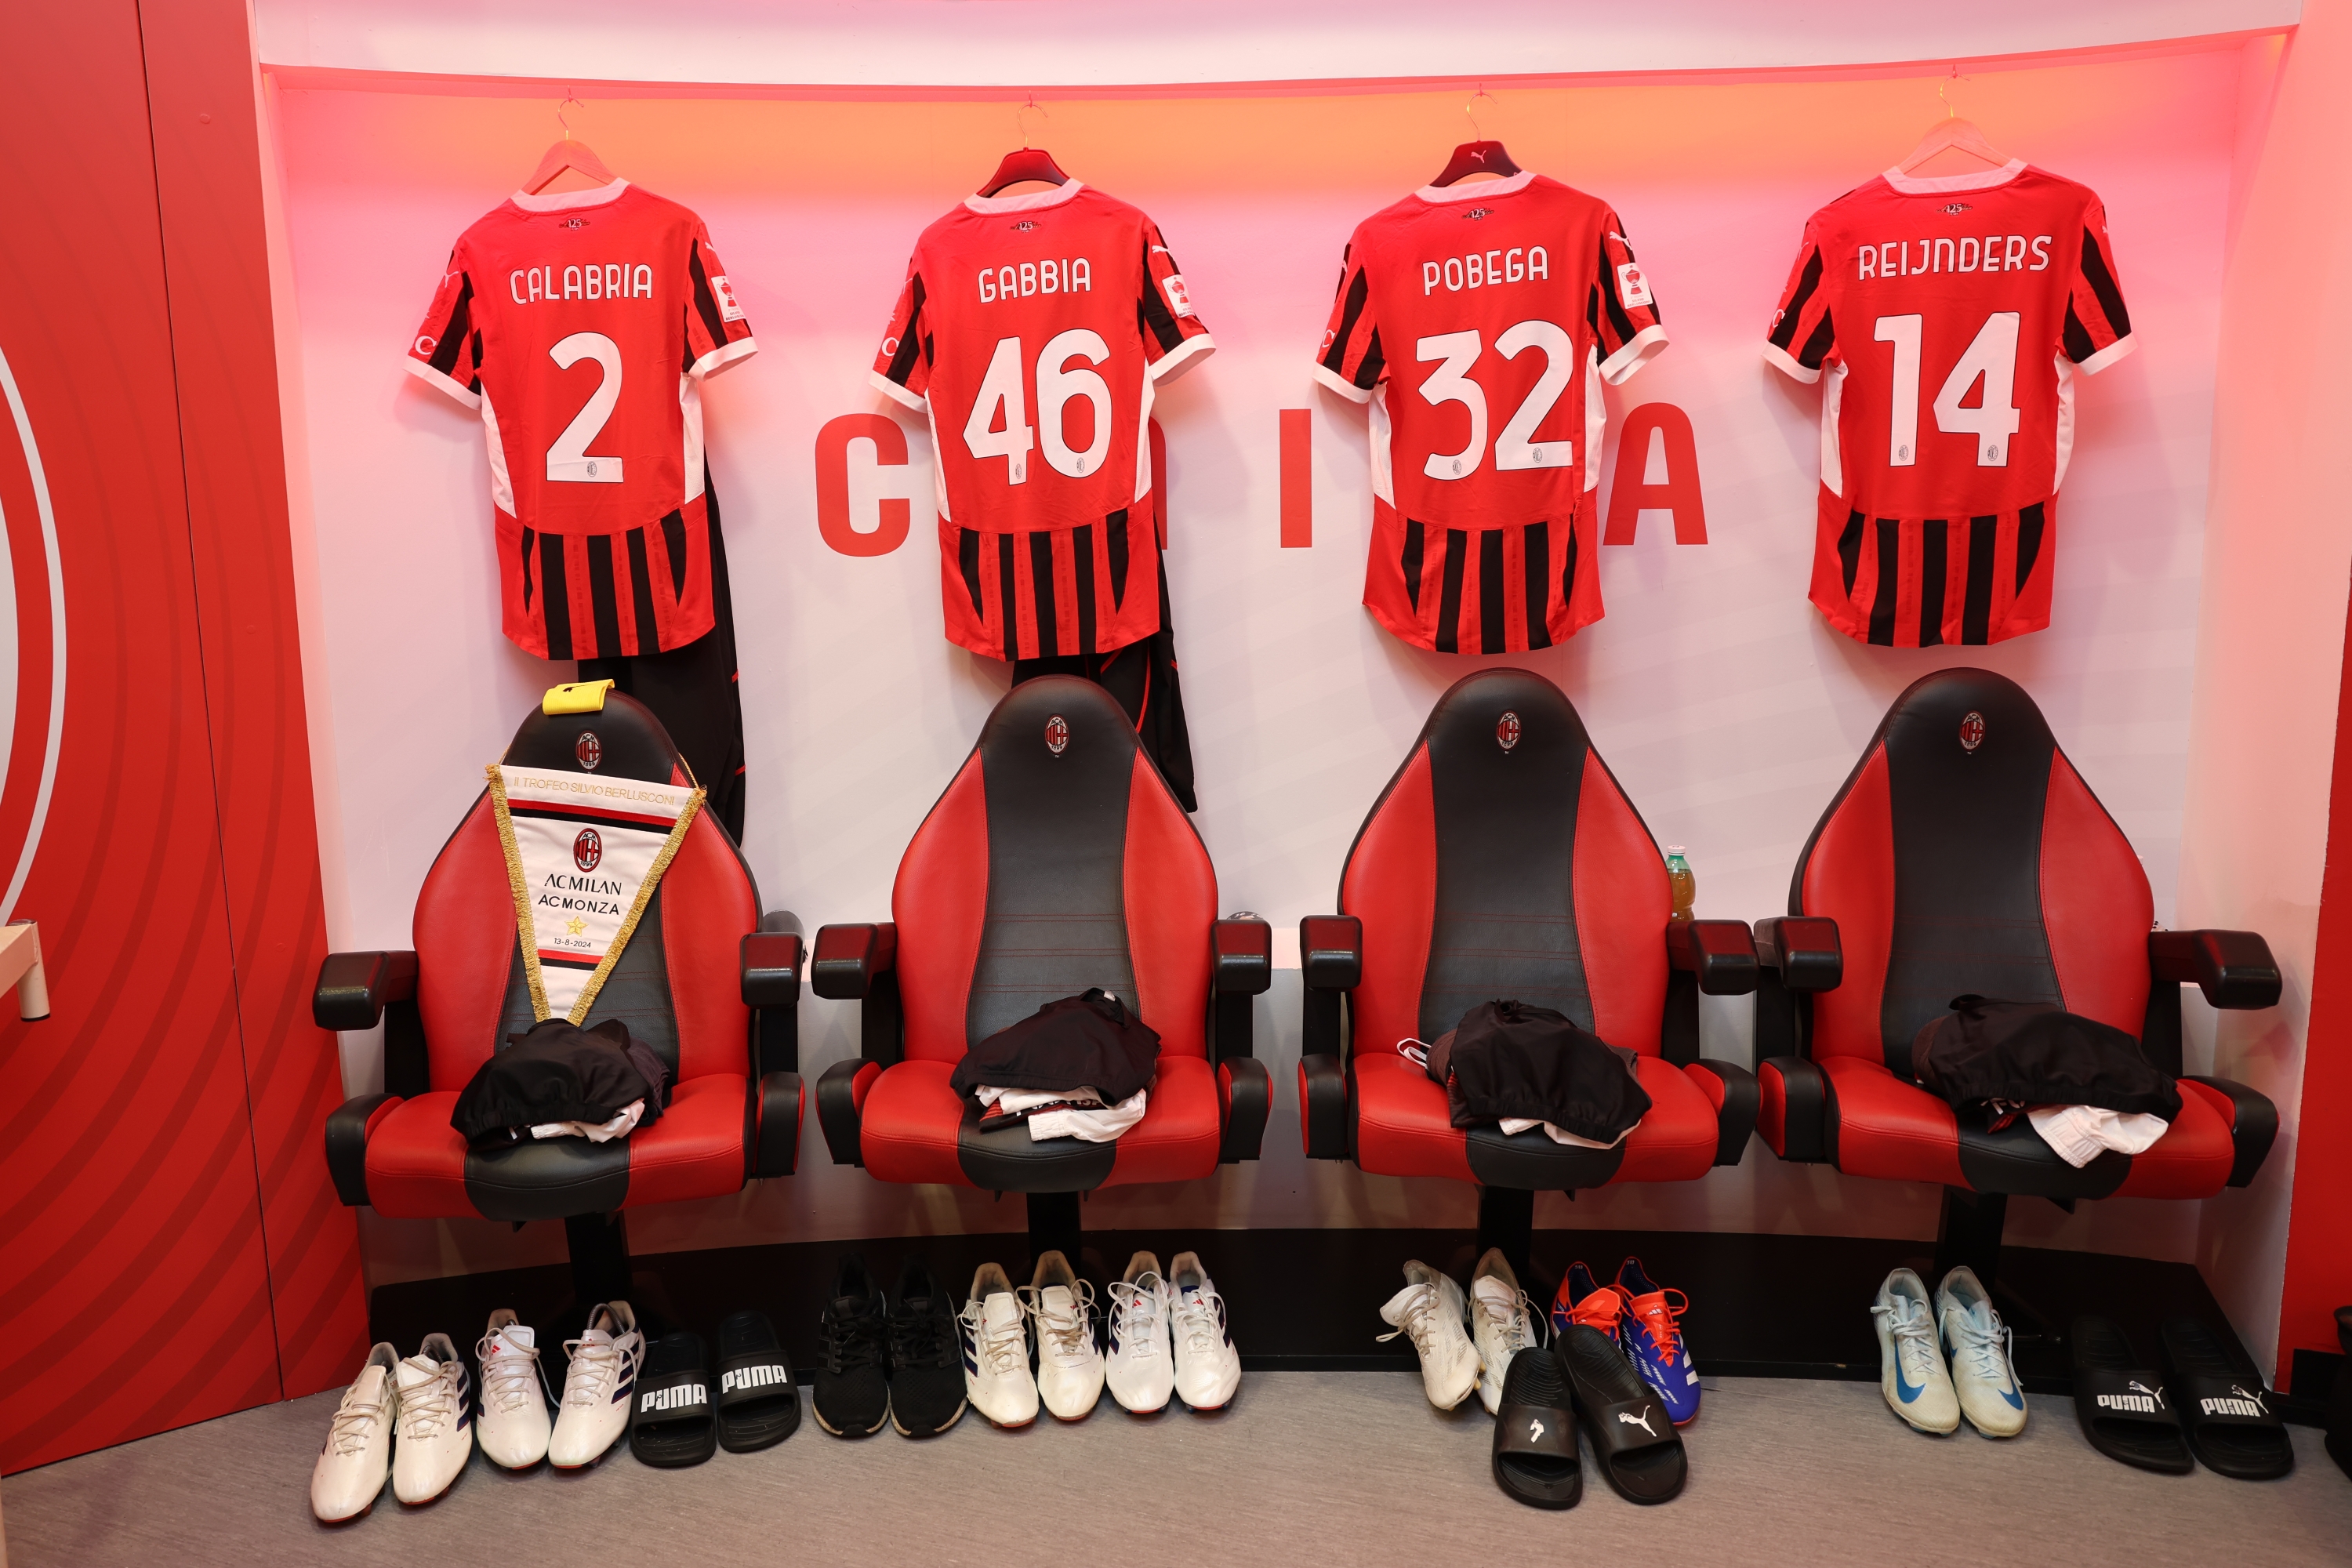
<box><xmin>1602</xmin><ymin>402</ymin><xmax>1707</xmax><ymax>545</ymax></box>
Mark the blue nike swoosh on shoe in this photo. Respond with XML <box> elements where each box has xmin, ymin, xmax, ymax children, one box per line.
<box><xmin>1998</xmin><ymin>1384</ymin><xmax>2025</xmax><ymax>1410</ymax></box>
<box><xmin>1893</xmin><ymin>1364</ymin><xmax>1926</xmax><ymax>1403</ymax></box>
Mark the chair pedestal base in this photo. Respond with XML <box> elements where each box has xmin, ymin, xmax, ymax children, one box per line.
<box><xmin>1926</xmin><ymin>1186</ymin><xmax>2054</xmax><ymax>1345</ymax></box>
<box><xmin>1026</xmin><ymin>1192</ymin><xmax>1082</xmax><ymax>1273</ymax></box>
<box><xmin>1475</xmin><ymin>1187</ymin><xmax>1535</xmax><ymax>1285</ymax></box>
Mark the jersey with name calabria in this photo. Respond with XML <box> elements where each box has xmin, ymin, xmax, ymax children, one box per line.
<box><xmin>1314</xmin><ymin>172</ymin><xmax>1666</xmax><ymax>655</ymax></box>
<box><xmin>406</xmin><ymin>180</ymin><xmax>756</xmax><ymax>661</ymax></box>
<box><xmin>1765</xmin><ymin>161</ymin><xmax>2133</xmax><ymax>646</ymax></box>
<box><xmin>870</xmin><ymin>183</ymin><xmax>1211</xmax><ymax>662</ymax></box>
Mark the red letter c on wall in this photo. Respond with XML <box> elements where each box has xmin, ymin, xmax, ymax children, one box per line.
<box><xmin>815</xmin><ymin>413</ymin><xmax>912</xmax><ymax>557</ymax></box>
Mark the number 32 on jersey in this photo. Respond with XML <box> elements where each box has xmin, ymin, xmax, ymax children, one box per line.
<box><xmin>1414</xmin><ymin>320</ymin><xmax>1576</xmax><ymax>479</ymax></box>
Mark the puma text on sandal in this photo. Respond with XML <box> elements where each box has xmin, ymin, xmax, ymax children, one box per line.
<box><xmin>2160</xmin><ymin>1318</ymin><xmax>2293</xmax><ymax>1480</ymax></box>
<box><xmin>2069</xmin><ymin>1316</ymin><xmax>2190</xmax><ymax>1474</ymax></box>
<box><xmin>714</xmin><ymin>1310</ymin><xmax>800</xmax><ymax>1453</ymax></box>
<box><xmin>630</xmin><ymin>1330</ymin><xmax>718</xmax><ymax>1468</ymax></box>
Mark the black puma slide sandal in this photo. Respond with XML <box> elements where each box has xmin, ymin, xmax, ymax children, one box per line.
<box><xmin>715</xmin><ymin>1309</ymin><xmax>800</xmax><ymax>1453</ymax></box>
<box><xmin>630</xmin><ymin>1331</ymin><xmax>718</xmax><ymax>1468</ymax></box>
<box><xmin>2159</xmin><ymin>1317</ymin><xmax>2293</xmax><ymax>1480</ymax></box>
<box><xmin>2070</xmin><ymin>1316</ymin><xmax>2190</xmax><ymax>1474</ymax></box>
<box><xmin>1492</xmin><ymin>1346</ymin><xmax>1581</xmax><ymax>1509</ymax></box>
<box><xmin>1557</xmin><ymin>1325</ymin><xmax>1686</xmax><ymax>1504</ymax></box>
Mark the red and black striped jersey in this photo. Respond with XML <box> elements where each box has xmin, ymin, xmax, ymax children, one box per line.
<box><xmin>406</xmin><ymin>180</ymin><xmax>756</xmax><ymax>660</ymax></box>
<box><xmin>869</xmin><ymin>183</ymin><xmax>1211</xmax><ymax>662</ymax></box>
<box><xmin>1764</xmin><ymin>162</ymin><xmax>2133</xmax><ymax>647</ymax></box>
<box><xmin>1312</xmin><ymin>172</ymin><xmax>1665</xmax><ymax>654</ymax></box>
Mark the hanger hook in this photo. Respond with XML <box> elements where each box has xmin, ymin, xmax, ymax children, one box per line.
<box><xmin>1017</xmin><ymin>93</ymin><xmax>1047</xmax><ymax>150</ymax></box>
<box><xmin>1464</xmin><ymin>82</ymin><xmax>1495</xmax><ymax>142</ymax></box>
<box><xmin>1938</xmin><ymin>65</ymin><xmax>1958</xmax><ymax>120</ymax></box>
<box><xmin>557</xmin><ymin>87</ymin><xmax>583</xmax><ymax>139</ymax></box>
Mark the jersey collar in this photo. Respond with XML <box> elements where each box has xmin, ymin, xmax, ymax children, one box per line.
<box><xmin>1416</xmin><ymin>170</ymin><xmax>1537</xmax><ymax>204</ymax></box>
<box><xmin>1880</xmin><ymin>159</ymin><xmax>2027</xmax><ymax>196</ymax></box>
<box><xmin>509</xmin><ymin>178</ymin><xmax>632</xmax><ymax>212</ymax></box>
<box><xmin>964</xmin><ymin>180</ymin><xmax>1086</xmax><ymax>215</ymax></box>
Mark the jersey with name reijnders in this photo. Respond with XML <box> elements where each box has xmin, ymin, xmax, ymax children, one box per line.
<box><xmin>406</xmin><ymin>180</ymin><xmax>756</xmax><ymax>661</ymax></box>
<box><xmin>1765</xmin><ymin>161</ymin><xmax>2133</xmax><ymax>647</ymax></box>
<box><xmin>1314</xmin><ymin>172</ymin><xmax>1666</xmax><ymax>655</ymax></box>
<box><xmin>870</xmin><ymin>182</ymin><xmax>1212</xmax><ymax>662</ymax></box>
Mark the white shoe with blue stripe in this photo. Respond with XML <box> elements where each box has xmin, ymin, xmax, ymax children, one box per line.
<box><xmin>1871</xmin><ymin>1269</ymin><xmax>1959</xmax><ymax>1434</ymax></box>
<box><xmin>1936</xmin><ymin>1266</ymin><xmax>2028</xmax><ymax>1436</ymax></box>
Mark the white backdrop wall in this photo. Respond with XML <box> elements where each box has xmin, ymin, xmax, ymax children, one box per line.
<box><xmin>267</xmin><ymin>45</ymin><xmax>2262</xmax><ymax>1284</ymax></box>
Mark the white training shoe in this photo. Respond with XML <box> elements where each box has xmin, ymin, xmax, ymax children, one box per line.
<box><xmin>1936</xmin><ymin>1266</ymin><xmax>2028</xmax><ymax>1438</ymax></box>
<box><xmin>1167</xmin><ymin>1251</ymin><xmax>1242</xmax><ymax>1411</ymax></box>
<box><xmin>548</xmin><ymin>1301</ymin><xmax>643</xmax><ymax>1468</ymax></box>
<box><xmin>390</xmin><ymin>1334</ymin><xmax>472</xmax><ymax>1505</ymax></box>
<box><xmin>1380</xmin><ymin>1260</ymin><xmax>1481</xmax><ymax>1410</ymax></box>
<box><xmin>1468</xmin><ymin>1248</ymin><xmax>1543</xmax><ymax>1416</ymax></box>
<box><xmin>474</xmin><ymin>1309</ymin><xmax>551</xmax><ymax>1469</ymax></box>
<box><xmin>1871</xmin><ymin>1268</ymin><xmax>1960</xmax><ymax>1434</ymax></box>
<box><xmin>958</xmin><ymin>1263</ymin><xmax>1039</xmax><ymax>1428</ymax></box>
<box><xmin>1105</xmin><ymin>1251</ymin><xmax>1176</xmax><ymax>1414</ymax></box>
<box><xmin>310</xmin><ymin>1343</ymin><xmax>399</xmax><ymax>1523</ymax></box>
<box><xmin>1023</xmin><ymin>1250</ymin><xmax>1105</xmax><ymax>1421</ymax></box>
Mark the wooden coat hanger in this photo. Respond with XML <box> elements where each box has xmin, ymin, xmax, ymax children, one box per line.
<box><xmin>1896</xmin><ymin>72</ymin><xmax>2011</xmax><ymax>176</ymax></box>
<box><xmin>525</xmin><ymin>92</ymin><xmax>619</xmax><ymax>194</ymax></box>
<box><xmin>980</xmin><ymin>95</ymin><xmax>1071</xmax><ymax>197</ymax></box>
<box><xmin>1431</xmin><ymin>86</ymin><xmax>1523</xmax><ymax>187</ymax></box>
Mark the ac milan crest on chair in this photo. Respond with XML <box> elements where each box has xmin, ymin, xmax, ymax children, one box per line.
<box><xmin>1755</xmin><ymin>668</ymin><xmax>2281</xmax><ymax>1288</ymax></box>
<box><xmin>1296</xmin><ymin>668</ymin><xmax>1761</xmax><ymax>1275</ymax></box>
<box><xmin>811</xmin><ymin>676</ymin><xmax>1272</xmax><ymax>1260</ymax></box>
<box><xmin>317</xmin><ymin>686</ymin><xmax>804</xmax><ymax>1309</ymax></box>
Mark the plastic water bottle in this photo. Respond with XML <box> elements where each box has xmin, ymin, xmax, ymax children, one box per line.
<box><xmin>1666</xmin><ymin>845</ymin><xmax>1696</xmax><ymax>925</ymax></box>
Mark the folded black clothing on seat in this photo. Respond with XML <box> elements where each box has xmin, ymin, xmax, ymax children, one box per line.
<box><xmin>1428</xmin><ymin>1000</ymin><xmax>1651</xmax><ymax>1145</ymax></box>
<box><xmin>947</xmin><ymin>988</ymin><xmax>1161</xmax><ymax>1103</ymax></box>
<box><xmin>2070</xmin><ymin>1315</ymin><xmax>2191</xmax><ymax>1474</ymax></box>
<box><xmin>714</xmin><ymin>1309</ymin><xmax>798</xmax><ymax>1453</ymax></box>
<box><xmin>630</xmin><ymin>1330</ymin><xmax>717</xmax><ymax>1468</ymax></box>
<box><xmin>1911</xmin><ymin>996</ymin><xmax>2180</xmax><ymax>1120</ymax></box>
<box><xmin>451</xmin><ymin>1018</ymin><xmax>667</xmax><ymax>1149</ymax></box>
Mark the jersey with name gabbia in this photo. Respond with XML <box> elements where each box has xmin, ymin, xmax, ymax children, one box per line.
<box><xmin>406</xmin><ymin>180</ymin><xmax>756</xmax><ymax>661</ymax></box>
<box><xmin>1314</xmin><ymin>172</ymin><xmax>1666</xmax><ymax>655</ymax></box>
<box><xmin>1766</xmin><ymin>161</ymin><xmax>2133</xmax><ymax>647</ymax></box>
<box><xmin>870</xmin><ymin>183</ymin><xmax>1211</xmax><ymax>662</ymax></box>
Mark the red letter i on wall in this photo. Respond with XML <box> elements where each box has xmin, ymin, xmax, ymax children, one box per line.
<box><xmin>1279</xmin><ymin>408</ymin><xmax>1312</xmax><ymax>548</ymax></box>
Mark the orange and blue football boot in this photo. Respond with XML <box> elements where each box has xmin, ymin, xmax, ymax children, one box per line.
<box><xmin>1613</xmin><ymin>1258</ymin><xmax>1700</xmax><ymax>1425</ymax></box>
<box><xmin>1548</xmin><ymin>1261</ymin><xmax>1625</xmax><ymax>1343</ymax></box>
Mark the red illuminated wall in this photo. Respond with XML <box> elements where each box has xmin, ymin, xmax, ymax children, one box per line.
<box><xmin>0</xmin><ymin>0</ymin><xmax>363</xmax><ymax>1472</ymax></box>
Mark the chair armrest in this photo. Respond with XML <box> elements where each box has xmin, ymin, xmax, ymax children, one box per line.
<box><xmin>324</xmin><ymin>1093</ymin><xmax>400</xmax><ymax>1207</ymax></box>
<box><xmin>1756</xmin><ymin>1056</ymin><xmax>1828</xmax><ymax>1163</ymax></box>
<box><xmin>2180</xmin><ymin>1075</ymin><xmax>2279</xmax><ymax>1189</ymax></box>
<box><xmin>2151</xmin><ymin>930</ymin><xmax>2282</xmax><ymax>1011</ymax></box>
<box><xmin>753</xmin><ymin>1070</ymin><xmax>804</xmax><ymax>1179</ymax></box>
<box><xmin>314</xmin><ymin>951</ymin><xmax>418</xmax><ymax>1031</ymax></box>
<box><xmin>1214</xmin><ymin>916</ymin><xmax>1273</xmax><ymax>995</ymax></box>
<box><xmin>1218</xmin><ymin>1057</ymin><xmax>1272</xmax><ymax>1163</ymax></box>
<box><xmin>1755</xmin><ymin>916</ymin><xmax>1842</xmax><ymax>991</ymax></box>
<box><xmin>1299</xmin><ymin>915</ymin><xmax>1363</xmax><ymax>990</ymax></box>
<box><xmin>812</xmin><ymin>923</ymin><xmax>895</xmax><ymax>1000</ymax></box>
<box><xmin>1683</xmin><ymin>1059</ymin><xmax>1759</xmax><ymax>1166</ymax></box>
<box><xmin>1668</xmin><ymin>920</ymin><xmax>1759</xmax><ymax>996</ymax></box>
<box><xmin>742</xmin><ymin>930</ymin><xmax>803</xmax><ymax>1007</ymax></box>
<box><xmin>816</xmin><ymin>1058</ymin><xmax>877</xmax><ymax>1167</ymax></box>
<box><xmin>1299</xmin><ymin>1053</ymin><xmax>1350</xmax><ymax>1160</ymax></box>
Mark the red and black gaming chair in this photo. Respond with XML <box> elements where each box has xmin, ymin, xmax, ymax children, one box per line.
<box><xmin>1755</xmin><ymin>669</ymin><xmax>2281</xmax><ymax>1288</ymax></box>
<box><xmin>317</xmin><ymin>686</ymin><xmax>804</xmax><ymax>1306</ymax></box>
<box><xmin>1297</xmin><ymin>669</ymin><xmax>1762</xmax><ymax>1275</ymax></box>
<box><xmin>811</xmin><ymin>676</ymin><xmax>1272</xmax><ymax>1258</ymax></box>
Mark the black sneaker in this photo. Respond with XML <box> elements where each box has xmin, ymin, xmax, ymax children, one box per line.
<box><xmin>813</xmin><ymin>1254</ymin><xmax>891</xmax><ymax>1437</ymax></box>
<box><xmin>887</xmin><ymin>1258</ymin><xmax>968</xmax><ymax>1437</ymax></box>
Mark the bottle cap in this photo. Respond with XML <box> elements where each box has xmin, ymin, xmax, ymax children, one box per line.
<box><xmin>1666</xmin><ymin>844</ymin><xmax>1686</xmax><ymax>855</ymax></box>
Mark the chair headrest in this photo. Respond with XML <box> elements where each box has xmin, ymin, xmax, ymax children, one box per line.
<box><xmin>500</xmin><ymin>688</ymin><xmax>685</xmax><ymax>786</ymax></box>
<box><xmin>1875</xmin><ymin>666</ymin><xmax>2056</xmax><ymax>782</ymax></box>
<box><xmin>1417</xmin><ymin>666</ymin><xmax>1592</xmax><ymax>782</ymax></box>
<box><xmin>979</xmin><ymin>674</ymin><xmax>1142</xmax><ymax>791</ymax></box>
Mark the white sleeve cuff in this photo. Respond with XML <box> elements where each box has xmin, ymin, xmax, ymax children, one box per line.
<box><xmin>1310</xmin><ymin>360</ymin><xmax>1374</xmax><ymax>404</ymax></box>
<box><xmin>690</xmin><ymin>336</ymin><xmax>758</xmax><ymax>378</ymax></box>
<box><xmin>1761</xmin><ymin>340</ymin><xmax>1823</xmax><ymax>385</ymax></box>
<box><xmin>2074</xmin><ymin>333</ymin><xmax>2136</xmax><ymax>375</ymax></box>
<box><xmin>1598</xmin><ymin>324</ymin><xmax>1669</xmax><ymax>387</ymax></box>
<box><xmin>1149</xmin><ymin>333</ymin><xmax>1215</xmax><ymax>383</ymax></box>
<box><xmin>403</xmin><ymin>355</ymin><xmax>481</xmax><ymax>409</ymax></box>
<box><xmin>868</xmin><ymin>369</ymin><xmax>928</xmax><ymax>412</ymax></box>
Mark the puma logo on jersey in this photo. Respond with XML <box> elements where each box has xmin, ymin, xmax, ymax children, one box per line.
<box><xmin>978</xmin><ymin>257</ymin><xmax>1092</xmax><ymax>303</ymax></box>
<box><xmin>1422</xmin><ymin>245</ymin><xmax>1549</xmax><ymax>296</ymax></box>
<box><xmin>1618</xmin><ymin>1410</ymin><xmax>1657</xmax><ymax>1436</ymax></box>
<box><xmin>720</xmin><ymin>1363</ymin><xmax>789</xmax><ymax>1393</ymax></box>
<box><xmin>640</xmin><ymin>1384</ymin><xmax>706</xmax><ymax>1413</ymax></box>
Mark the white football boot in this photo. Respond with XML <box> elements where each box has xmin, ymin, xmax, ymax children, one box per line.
<box><xmin>1105</xmin><ymin>1251</ymin><xmax>1177</xmax><ymax>1414</ymax></box>
<box><xmin>1871</xmin><ymin>1269</ymin><xmax>1960</xmax><ymax>1434</ymax></box>
<box><xmin>310</xmin><ymin>1343</ymin><xmax>399</xmax><ymax>1523</ymax></box>
<box><xmin>390</xmin><ymin>1334</ymin><xmax>473</xmax><ymax>1505</ymax></box>
<box><xmin>1379</xmin><ymin>1260</ymin><xmax>1481</xmax><ymax>1410</ymax></box>
<box><xmin>1024</xmin><ymin>1250</ymin><xmax>1105</xmax><ymax>1421</ymax></box>
<box><xmin>1167</xmin><ymin>1251</ymin><xmax>1243</xmax><ymax>1411</ymax></box>
<box><xmin>548</xmin><ymin>1301</ymin><xmax>644</xmax><ymax>1468</ymax></box>
<box><xmin>958</xmin><ymin>1263</ymin><xmax>1040</xmax><ymax>1428</ymax></box>
<box><xmin>474</xmin><ymin>1309</ymin><xmax>552</xmax><ymax>1469</ymax></box>
<box><xmin>1468</xmin><ymin>1248</ymin><xmax>1543</xmax><ymax>1416</ymax></box>
<box><xmin>1936</xmin><ymin>1266</ymin><xmax>2028</xmax><ymax>1437</ymax></box>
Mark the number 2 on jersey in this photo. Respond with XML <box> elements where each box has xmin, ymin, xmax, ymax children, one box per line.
<box><xmin>1414</xmin><ymin>321</ymin><xmax>1575</xmax><ymax>481</ymax></box>
<box><xmin>547</xmin><ymin>331</ymin><xmax>624</xmax><ymax>484</ymax></box>
<box><xmin>964</xmin><ymin>332</ymin><xmax>1113</xmax><ymax>485</ymax></box>
<box><xmin>1872</xmin><ymin>312</ymin><xmax>2022</xmax><ymax>468</ymax></box>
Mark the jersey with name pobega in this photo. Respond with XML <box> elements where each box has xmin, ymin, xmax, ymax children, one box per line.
<box><xmin>1765</xmin><ymin>162</ymin><xmax>2133</xmax><ymax>647</ymax></box>
<box><xmin>870</xmin><ymin>183</ymin><xmax>1212</xmax><ymax>662</ymax></box>
<box><xmin>406</xmin><ymin>180</ymin><xmax>756</xmax><ymax>661</ymax></box>
<box><xmin>1313</xmin><ymin>172</ymin><xmax>1666</xmax><ymax>655</ymax></box>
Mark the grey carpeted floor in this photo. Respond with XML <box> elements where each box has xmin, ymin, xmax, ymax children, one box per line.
<box><xmin>5</xmin><ymin>1374</ymin><xmax>2347</xmax><ymax>1566</ymax></box>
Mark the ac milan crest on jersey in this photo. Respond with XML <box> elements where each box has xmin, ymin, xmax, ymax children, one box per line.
<box><xmin>1765</xmin><ymin>161</ymin><xmax>2133</xmax><ymax>647</ymax></box>
<box><xmin>1313</xmin><ymin>172</ymin><xmax>1667</xmax><ymax>655</ymax></box>
<box><xmin>405</xmin><ymin>180</ymin><xmax>757</xmax><ymax>660</ymax></box>
<box><xmin>870</xmin><ymin>182</ymin><xmax>1213</xmax><ymax>662</ymax></box>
